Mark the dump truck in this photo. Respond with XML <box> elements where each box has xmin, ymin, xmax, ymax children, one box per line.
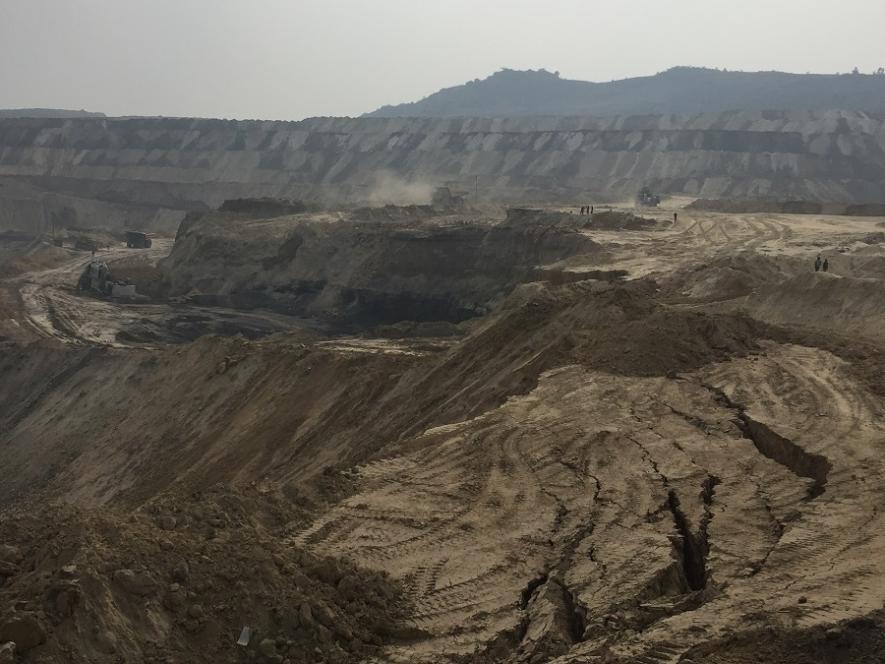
<box><xmin>125</xmin><ymin>230</ymin><xmax>153</xmax><ymax>248</ymax></box>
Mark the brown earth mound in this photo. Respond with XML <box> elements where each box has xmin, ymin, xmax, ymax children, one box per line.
<box><xmin>687</xmin><ymin>199</ymin><xmax>824</xmax><ymax>214</ymax></box>
<box><xmin>662</xmin><ymin>252</ymin><xmax>799</xmax><ymax>301</ymax></box>
<box><xmin>0</xmin><ymin>490</ymin><xmax>406</xmax><ymax>663</ymax></box>
<box><xmin>218</xmin><ymin>199</ymin><xmax>307</xmax><ymax>218</ymax></box>
<box><xmin>584</xmin><ymin>210</ymin><xmax>657</xmax><ymax>230</ymax></box>
<box><xmin>688</xmin><ymin>199</ymin><xmax>885</xmax><ymax>217</ymax></box>
<box><xmin>741</xmin><ymin>272</ymin><xmax>885</xmax><ymax>345</ymax></box>
<box><xmin>684</xmin><ymin>614</ymin><xmax>885</xmax><ymax>664</ymax></box>
<box><xmin>347</xmin><ymin>205</ymin><xmax>437</xmax><ymax>223</ymax></box>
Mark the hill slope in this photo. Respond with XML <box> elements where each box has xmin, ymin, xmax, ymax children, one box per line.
<box><xmin>366</xmin><ymin>67</ymin><xmax>885</xmax><ymax>117</ymax></box>
<box><xmin>0</xmin><ymin>108</ymin><xmax>105</xmax><ymax>119</ymax></box>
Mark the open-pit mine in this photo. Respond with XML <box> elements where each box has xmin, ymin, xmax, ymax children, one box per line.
<box><xmin>1</xmin><ymin>109</ymin><xmax>885</xmax><ymax>664</ymax></box>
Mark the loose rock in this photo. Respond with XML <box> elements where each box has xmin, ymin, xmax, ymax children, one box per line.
<box><xmin>0</xmin><ymin>613</ymin><xmax>47</xmax><ymax>651</ymax></box>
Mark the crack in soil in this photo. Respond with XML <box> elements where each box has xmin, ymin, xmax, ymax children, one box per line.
<box><xmin>699</xmin><ymin>381</ymin><xmax>832</xmax><ymax>499</ymax></box>
<box><xmin>667</xmin><ymin>489</ymin><xmax>708</xmax><ymax>591</ymax></box>
<box><xmin>628</xmin><ymin>435</ymin><xmax>714</xmax><ymax>594</ymax></box>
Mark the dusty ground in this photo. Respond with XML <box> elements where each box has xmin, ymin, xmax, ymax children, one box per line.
<box><xmin>2</xmin><ymin>208</ymin><xmax>885</xmax><ymax>663</ymax></box>
<box><xmin>4</xmin><ymin>238</ymin><xmax>321</xmax><ymax>348</ymax></box>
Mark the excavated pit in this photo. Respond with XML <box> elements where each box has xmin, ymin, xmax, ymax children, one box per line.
<box><xmin>158</xmin><ymin>209</ymin><xmax>606</xmax><ymax>331</ymax></box>
<box><xmin>3</xmin><ymin>206</ymin><xmax>885</xmax><ymax>664</ymax></box>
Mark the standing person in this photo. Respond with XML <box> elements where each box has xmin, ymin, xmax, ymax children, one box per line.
<box><xmin>673</xmin><ymin>212</ymin><xmax>678</xmax><ymax>223</ymax></box>
<box><xmin>823</xmin><ymin>258</ymin><xmax>829</xmax><ymax>272</ymax></box>
<box><xmin>814</xmin><ymin>255</ymin><xmax>822</xmax><ymax>272</ymax></box>
<box><xmin>590</xmin><ymin>205</ymin><xmax>594</xmax><ymax>214</ymax></box>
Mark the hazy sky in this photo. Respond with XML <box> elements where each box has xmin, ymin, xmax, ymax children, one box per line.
<box><xmin>2</xmin><ymin>0</ymin><xmax>884</xmax><ymax>120</ymax></box>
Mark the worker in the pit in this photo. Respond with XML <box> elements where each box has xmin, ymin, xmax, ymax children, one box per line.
<box><xmin>673</xmin><ymin>212</ymin><xmax>678</xmax><ymax>223</ymax></box>
<box><xmin>815</xmin><ymin>255</ymin><xmax>822</xmax><ymax>272</ymax></box>
<box><xmin>823</xmin><ymin>257</ymin><xmax>829</xmax><ymax>272</ymax></box>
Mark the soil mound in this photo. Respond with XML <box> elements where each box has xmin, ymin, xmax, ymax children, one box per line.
<box><xmin>742</xmin><ymin>272</ymin><xmax>885</xmax><ymax>344</ymax></box>
<box><xmin>387</xmin><ymin>279</ymin><xmax>775</xmax><ymax>438</ymax></box>
<box><xmin>688</xmin><ymin>199</ymin><xmax>885</xmax><ymax>217</ymax></box>
<box><xmin>845</xmin><ymin>203</ymin><xmax>885</xmax><ymax>217</ymax></box>
<box><xmin>585</xmin><ymin>210</ymin><xmax>656</xmax><ymax>230</ymax></box>
<box><xmin>347</xmin><ymin>205</ymin><xmax>437</xmax><ymax>223</ymax></box>
<box><xmin>663</xmin><ymin>252</ymin><xmax>798</xmax><ymax>301</ymax></box>
<box><xmin>504</xmin><ymin>208</ymin><xmax>579</xmax><ymax>228</ymax></box>
<box><xmin>218</xmin><ymin>199</ymin><xmax>307</xmax><ymax>219</ymax></box>
<box><xmin>0</xmin><ymin>490</ymin><xmax>405</xmax><ymax>663</ymax></box>
<box><xmin>687</xmin><ymin>199</ymin><xmax>824</xmax><ymax>214</ymax></box>
<box><xmin>684</xmin><ymin>614</ymin><xmax>885</xmax><ymax>664</ymax></box>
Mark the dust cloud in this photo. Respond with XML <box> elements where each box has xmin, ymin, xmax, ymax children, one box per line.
<box><xmin>366</xmin><ymin>171</ymin><xmax>434</xmax><ymax>205</ymax></box>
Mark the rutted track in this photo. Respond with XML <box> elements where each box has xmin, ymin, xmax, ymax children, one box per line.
<box><xmin>12</xmin><ymin>239</ymin><xmax>319</xmax><ymax>347</ymax></box>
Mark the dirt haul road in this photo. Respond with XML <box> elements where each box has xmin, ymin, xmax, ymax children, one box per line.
<box><xmin>11</xmin><ymin>239</ymin><xmax>318</xmax><ymax>347</ymax></box>
<box><xmin>3</xmin><ymin>209</ymin><xmax>885</xmax><ymax>663</ymax></box>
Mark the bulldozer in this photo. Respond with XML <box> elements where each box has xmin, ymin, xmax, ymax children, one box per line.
<box><xmin>636</xmin><ymin>187</ymin><xmax>661</xmax><ymax>207</ymax></box>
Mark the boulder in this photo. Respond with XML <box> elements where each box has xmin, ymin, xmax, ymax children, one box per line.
<box><xmin>0</xmin><ymin>613</ymin><xmax>46</xmax><ymax>651</ymax></box>
<box><xmin>0</xmin><ymin>642</ymin><xmax>15</xmax><ymax>664</ymax></box>
<box><xmin>258</xmin><ymin>637</ymin><xmax>277</xmax><ymax>658</ymax></box>
<box><xmin>113</xmin><ymin>569</ymin><xmax>156</xmax><ymax>596</ymax></box>
<box><xmin>0</xmin><ymin>546</ymin><xmax>21</xmax><ymax>564</ymax></box>
<box><xmin>171</xmin><ymin>561</ymin><xmax>189</xmax><ymax>583</ymax></box>
<box><xmin>158</xmin><ymin>515</ymin><xmax>177</xmax><ymax>531</ymax></box>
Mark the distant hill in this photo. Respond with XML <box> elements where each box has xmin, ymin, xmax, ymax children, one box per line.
<box><xmin>0</xmin><ymin>108</ymin><xmax>105</xmax><ymax>119</ymax></box>
<box><xmin>365</xmin><ymin>67</ymin><xmax>885</xmax><ymax>117</ymax></box>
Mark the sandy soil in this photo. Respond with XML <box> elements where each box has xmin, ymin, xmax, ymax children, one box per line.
<box><xmin>2</xmin><ymin>209</ymin><xmax>885</xmax><ymax>663</ymax></box>
<box><xmin>7</xmin><ymin>239</ymin><xmax>322</xmax><ymax>348</ymax></box>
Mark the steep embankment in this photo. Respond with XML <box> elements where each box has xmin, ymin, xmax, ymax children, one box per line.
<box><xmin>0</xmin><ymin>279</ymin><xmax>770</xmax><ymax>511</ymax></box>
<box><xmin>161</xmin><ymin>210</ymin><xmax>603</xmax><ymax>327</ymax></box>
<box><xmin>2</xmin><ymin>110</ymin><xmax>885</xmax><ymax>233</ymax></box>
<box><xmin>742</xmin><ymin>272</ymin><xmax>885</xmax><ymax>345</ymax></box>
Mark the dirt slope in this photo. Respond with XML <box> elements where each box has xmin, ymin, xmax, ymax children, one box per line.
<box><xmin>3</xmin><ymin>208</ymin><xmax>885</xmax><ymax>663</ymax></box>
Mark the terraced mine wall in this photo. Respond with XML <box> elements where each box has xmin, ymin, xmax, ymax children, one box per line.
<box><xmin>1</xmin><ymin>110</ymin><xmax>885</xmax><ymax>233</ymax></box>
<box><xmin>161</xmin><ymin>211</ymin><xmax>602</xmax><ymax>327</ymax></box>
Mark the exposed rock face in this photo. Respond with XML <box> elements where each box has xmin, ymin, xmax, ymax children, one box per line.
<box><xmin>162</xmin><ymin>211</ymin><xmax>602</xmax><ymax>327</ymax></box>
<box><xmin>1</xmin><ymin>110</ymin><xmax>884</xmax><ymax>233</ymax></box>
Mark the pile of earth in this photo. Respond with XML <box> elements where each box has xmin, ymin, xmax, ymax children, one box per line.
<box><xmin>0</xmin><ymin>488</ymin><xmax>407</xmax><ymax>664</ymax></box>
<box><xmin>218</xmin><ymin>199</ymin><xmax>308</xmax><ymax>218</ymax></box>
<box><xmin>380</xmin><ymin>279</ymin><xmax>781</xmax><ymax>439</ymax></box>
<box><xmin>738</xmin><ymin>272</ymin><xmax>885</xmax><ymax>345</ymax></box>
<box><xmin>661</xmin><ymin>252</ymin><xmax>800</xmax><ymax>302</ymax></box>
<box><xmin>687</xmin><ymin>199</ymin><xmax>826</xmax><ymax>214</ymax></box>
<box><xmin>0</xmin><ymin>241</ymin><xmax>70</xmax><ymax>280</ymax></box>
<box><xmin>584</xmin><ymin>210</ymin><xmax>656</xmax><ymax>230</ymax></box>
<box><xmin>683</xmin><ymin>614</ymin><xmax>885</xmax><ymax>664</ymax></box>
<box><xmin>688</xmin><ymin>199</ymin><xmax>885</xmax><ymax>217</ymax></box>
<box><xmin>502</xmin><ymin>208</ymin><xmax>656</xmax><ymax>231</ymax></box>
<box><xmin>503</xmin><ymin>208</ymin><xmax>581</xmax><ymax>228</ymax></box>
<box><xmin>347</xmin><ymin>205</ymin><xmax>438</xmax><ymax>224</ymax></box>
